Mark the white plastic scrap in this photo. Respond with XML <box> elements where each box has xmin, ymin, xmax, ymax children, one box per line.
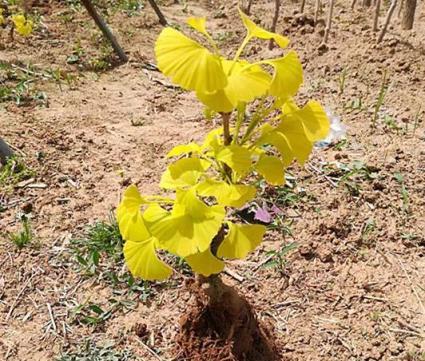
<box><xmin>316</xmin><ymin>108</ymin><xmax>347</xmax><ymax>148</ymax></box>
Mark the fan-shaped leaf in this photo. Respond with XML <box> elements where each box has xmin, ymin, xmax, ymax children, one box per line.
<box><xmin>155</xmin><ymin>28</ymin><xmax>227</xmax><ymax>93</ymax></box>
<box><xmin>255</xmin><ymin>155</ymin><xmax>285</xmax><ymax>185</ymax></box>
<box><xmin>217</xmin><ymin>222</ymin><xmax>266</xmax><ymax>259</ymax></box>
<box><xmin>185</xmin><ymin>248</ymin><xmax>224</xmax><ymax>276</ymax></box>
<box><xmin>124</xmin><ymin>238</ymin><xmax>172</xmax><ymax>281</ymax></box>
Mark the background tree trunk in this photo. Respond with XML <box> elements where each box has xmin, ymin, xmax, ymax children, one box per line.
<box><xmin>363</xmin><ymin>0</ymin><xmax>372</xmax><ymax>6</ymax></box>
<box><xmin>245</xmin><ymin>0</ymin><xmax>254</xmax><ymax>15</ymax></box>
<box><xmin>300</xmin><ymin>0</ymin><xmax>306</xmax><ymax>13</ymax></box>
<box><xmin>323</xmin><ymin>0</ymin><xmax>335</xmax><ymax>44</ymax></box>
<box><xmin>314</xmin><ymin>0</ymin><xmax>322</xmax><ymax>24</ymax></box>
<box><xmin>401</xmin><ymin>0</ymin><xmax>416</xmax><ymax>29</ymax></box>
<box><xmin>80</xmin><ymin>0</ymin><xmax>128</xmax><ymax>62</ymax></box>
<box><xmin>398</xmin><ymin>0</ymin><xmax>405</xmax><ymax>18</ymax></box>
<box><xmin>269</xmin><ymin>0</ymin><xmax>281</xmax><ymax>49</ymax></box>
<box><xmin>146</xmin><ymin>0</ymin><xmax>167</xmax><ymax>26</ymax></box>
<box><xmin>373</xmin><ymin>0</ymin><xmax>381</xmax><ymax>31</ymax></box>
<box><xmin>377</xmin><ymin>0</ymin><xmax>397</xmax><ymax>43</ymax></box>
<box><xmin>0</xmin><ymin>137</ymin><xmax>14</xmax><ymax>165</ymax></box>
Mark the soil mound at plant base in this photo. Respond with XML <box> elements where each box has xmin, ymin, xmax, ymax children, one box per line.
<box><xmin>175</xmin><ymin>277</ymin><xmax>278</xmax><ymax>361</ymax></box>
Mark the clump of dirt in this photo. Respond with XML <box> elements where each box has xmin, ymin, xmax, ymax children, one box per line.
<box><xmin>175</xmin><ymin>276</ymin><xmax>278</xmax><ymax>361</ymax></box>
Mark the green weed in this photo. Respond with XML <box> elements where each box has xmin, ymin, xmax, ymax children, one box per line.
<box><xmin>322</xmin><ymin>160</ymin><xmax>380</xmax><ymax>196</ymax></box>
<box><xmin>413</xmin><ymin>106</ymin><xmax>421</xmax><ymax>136</ymax></box>
<box><xmin>263</xmin><ymin>242</ymin><xmax>298</xmax><ymax>274</ymax></box>
<box><xmin>394</xmin><ymin>172</ymin><xmax>410</xmax><ymax>214</ymax></box>
<box><xmin>70</xmin><ymin>215</ymin><xmax>123</xmax><ymax>276</ymax></box>
<box><xmin>361</xmin><ymin>219</ymin><xmax>376</xmax><ymax>243</ymax></box>
<box><xmin>345</xmin><ymin>96</ymin><xmax>364</xmax><ymax>112</ymax></box>
<box><xmin>338</xmin><ymin>67</ymin><xmax>349</xmax><ymax>94</ymax></box>
<box><xmin>8</xmin><ymin>215</ymin><xmax>33</xmax><ymax>249</ymax></box>
<box><xmin>0</xmin><ymin>61</ymin><xmax>74</xmax><ymax>105</ymax></box>
<box><xmin>70</xmin><ymin>297</ymin><xmax>136</xmax><ymax>327</ymax></box>
<box><xmin>0</xmin><ymin>156</ymin><xmax>34</xmax><ymax>190</ymax></box>
<box><xmin>56</xmin><ymin>339</ymin><xmax>134</xmax><ymax>361</ymax></box>
<box><xmin>70</xmin><ymin>215</ymin><xmax>155</xmax><ymax>299</ymax></box>
<box><xmin>372</xmin><ymin>70</ymin><xmax>388</xmax><ymax>128</ymax></box>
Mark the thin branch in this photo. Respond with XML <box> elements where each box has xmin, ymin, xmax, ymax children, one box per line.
<box><xmin>80</xmin><ymin>0</ymin><xmax>128</xmax><ymax>62</ymax></box>
<box><xmin>377</xmin><ymin>0</ymin><xmax>397</xmax><ymax>43</ymax></box>
<box><xmin>300</xmin><ymin>0</ymin><xmax>306</xmax><ymax>13</ymax></box>
<box><xmin>373</xmin><ymin>0</ymin><xmax>381</xmax><ymax>31</ymax></box>
<box><xmin>269</xmin><ymin>0</ymin><xmax>281</xmax><ymax>49</ymax></box>
<box><xmin>146</xmin><ymin>0</ymin><xmax>167</xmax><ymax>26</ymax></box>
<box><xmin>323</xmin><ymin>0</ymin><xmax>336</xmax><ymax>44</ymax></box>
<box><xmin>314</xmin><ymin>0</ymin><xmax>322</xmax><ymax>24</ymax></box>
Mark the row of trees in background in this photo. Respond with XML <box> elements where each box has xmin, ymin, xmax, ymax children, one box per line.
<box><xmin>245</xmin><ymin>0</ymin><xmax>419</xmax><ymax>45</ymax></box>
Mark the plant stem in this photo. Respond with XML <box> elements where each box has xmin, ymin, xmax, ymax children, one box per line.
<box><xmin>221</xmin><ymin>113</ymin><xmax>233</xmax><ymax>181</ymax></box>
<box><xmin>222</xmin><ymin>113</ymin><xmax>231</xmax><ymax>146</ymax></box>
<box><xmin>233</xmin><ymin>35</ymin><xmax>250</xmax><ymax>62</ymax></box>
<box><xmin>232</xmin><ymin>104</ymin><xmax>246</xmax><ymax>144</ymax></box>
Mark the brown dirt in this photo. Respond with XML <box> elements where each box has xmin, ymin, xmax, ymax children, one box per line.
<box><xmin>1</xmin><ymin>0</ymin><xmax>425</xmax><ymax>360</ymax></box>
<box><xmin>176</xmin><ymin>276</ymin><xmax>277</xmax><ymax>361</ymax></box>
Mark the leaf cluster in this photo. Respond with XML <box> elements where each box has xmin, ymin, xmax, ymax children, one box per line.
<box><xmin>116</xmin><ymin>10</ymin><xmax>330</xmax><ymax>280</ymax></box>
<box><xmin>0</xmin><ymin>8</ymin><xmax>33</xmax><ymax>37</ymax></box>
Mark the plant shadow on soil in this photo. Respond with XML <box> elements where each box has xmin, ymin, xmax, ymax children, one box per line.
<box><xmin>175</xmin><ymin>276</ymin><xmax>278</xmax><ymax>361</ymax></box>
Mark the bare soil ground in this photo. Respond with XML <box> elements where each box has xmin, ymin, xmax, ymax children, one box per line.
<box><xmin>1</xmin><ymin>0</ymin><xmax>424</xmax><ymax>360</ymax></box>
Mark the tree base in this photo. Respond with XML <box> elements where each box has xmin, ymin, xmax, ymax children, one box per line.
<box><xmin>174</xmin><ymin>276</ymin><xmax>278</xmax><ymax>361</ymax></box>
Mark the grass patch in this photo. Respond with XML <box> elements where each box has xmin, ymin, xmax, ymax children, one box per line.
<box><xmin>322</xmin><ymin>160</ymin><xmax>380</xmax><ymax>196</ymax></box>
<box><xmin>56</xmin><ymin>339</ymin><xmax>134</xmax><ymax>361</ymax></box>
<box><xmin>0</xmin><ymin>156</ymin><xmax>35</xmax><ymax>191</ymax></box>
<box><xmin>69</xmin><ymin>214</ymin><xmax>156</xmax><ymax>300</ymax></box>
<box><xmin>0</xmin><ymin>61</ymin><xmax>75</xmax><ymax>106</ymax></box>
<box><xmin>70</xmin><ymin>215</ymin><xmax>124</xmax><ymax>276</ymax></box>
<box><xmin>262</xmin><ymin>242</ymin><xmax>298</xmax><ymax>274</ymax></box>
<box><xmin>8</xmin><ymin>214</ymin><xmax>33</xmax><ymax>249</ymax></box>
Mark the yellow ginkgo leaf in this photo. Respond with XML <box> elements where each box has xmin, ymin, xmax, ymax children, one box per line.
<box><xmin>270</xmin><ymin>100</ymin><xmax>329</xmax><ymax>164</ymax></box>
<box><xmin>226</xmin><ymin>184</ymin><xmax>256</xmax><ymax>208</ymax></box>
<box><xmin>289</xmin><ymin>100</ymin><xmax>330</xmax><ymax>142</ymax></box>
<box><xmin>282</xmin><ymin>98</ymin><xmax>300</xmax><ymax>115</ymax></box>
<box><xmin>217</xmin><ymin>222</ymin><xmax>266</xmax><ymax>259</ymax></box>
<box><xmin>255</xmin><ymin>155</ymin><xmax>285</xmax><ymax>185</ymax></box>
<box><xmin>167</xmin><ymin>142</ymin><xmax>201</xmax><ymax>158</ymax></box>
<box><xmin>155</xmin><ymin>27</ymin><xmax>227</xmax><ymax>93</ymax></box>
<box><xmin>160</xmin><ymin>157</ymin><xmax>211</xmax><ymax>189</ymax></box>
<box><xmin>239</xmin><ymin>8</ymin><xmax>289</xmax><ymax>49</ymax></box>
<box><xmin>124</xmin><ymin>237</ymin><xmax>173</xmax><ymax>281</ymax></box>
<box><xmin>265</xmin><ymin>51</ymin><xmax>303</xmax><ymax>99</ymax></box>
<box><xmin>197</xmin><ymin>88</ymin><xmax>234</xmax><ymax>113</ymax></box>
<box><xmin>216</xmin><ymin>145</ymin><xmax>253</xmax><ymax>175</ymax></box>
<box><xmin>277</xmin><ymin>128</ymin><xmax>312</xmax><ymax>165</ymax></box>
<box><xmin>0</xmin><ymin>9</ymin><xmax>5</xmax><ymax>26</ymax></box>
<box><xmin>196</xmin><ymin>179</ymin><xmax>256</xmax><ymax>208</ymax></box>
<box><xmin>187</xmin><ymin>17</ymin><xmax>208</xmax><ymax>36</ymax></box>
<box><xmin>259</xmin><ymin>100</ymin><xmax>327</xmax><ymax>167</ymax></box>
<box><xmin>11</xmin><ymin>14</ymin><xmax>33</xmax><ymax>37</ymax></box>
<box><xmin>259</xmin><ymin>130</ymin><xmax>295</xmax><ymax>167</ymax></box>
<box><xmin>225</xmin><ymin>64</ymin><xmax>271</xmax><ymax>105</ymax></box>
<box><xmin>116</xmin><ymin>185</ymin><xmax>150</xmax><ymax>242</ymax></box>
<box><xmin>197</xmin><ymin>60</ymin><xmax>271</xmax><ymax>112</ymax></box>
<box><xmin>201</xmin><ymin>128</ymin><xmax>223</xmax><ymax>150</ymax></box>
<box><xmin>185</xmin><ymin>248</ymin><xmax>224</xmax><ymax>276</ymax></box>
<box><xmin>147</xmin><ymin>189</ymin><xmax>225</xmax><ymax>257</ymax></box>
